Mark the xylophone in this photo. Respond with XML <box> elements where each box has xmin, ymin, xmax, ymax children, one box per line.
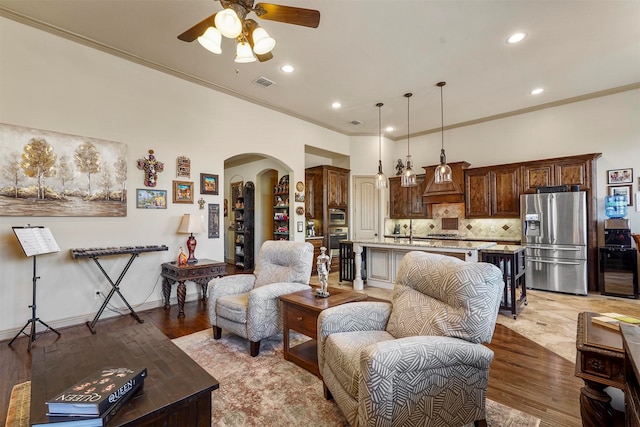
<box><xmin>70</xmin><ymin>245</ymin><xmax>168</xmax><ymax>259</ymax></box>
<box><xmin>71</xmin><ymin>244</ymin><xmax>168</xmax><ymax>333</ymax></box>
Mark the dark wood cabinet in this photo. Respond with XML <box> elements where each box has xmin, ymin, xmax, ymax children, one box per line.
<box><xmin>521</xmin><ymin>163</ymin><xmax>554</xmax><ymax>194</ymax></box>
<box><xmin>464</xmin><ymin>169</ymin><xmax>491</xmax><ymax>218</ymax></box>
<box><xmin>326</xmin><ymin>168</ymin><xmax>349</xmax><ymax>208</ymax></box>
<box><xmin>305</xmin><ymin>169</ymin><xmax>322</xmax><ymax>220</ymax></box>
<box><xmin>464</xmin><ymin>165</ymin><xmax>520</xmax><ymax>218</ymax></box>
<box><xmin>521</xmin><ymin>155</ymin><xmax>592</xmax><ymax>194</ymax></box>
<box><xmin>389</xmin><ymin>175</ymin><xmax>427</xmax><ymax>219</ymax></box>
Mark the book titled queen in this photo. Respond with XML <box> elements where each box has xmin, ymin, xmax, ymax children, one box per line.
<box><xmin>46</xmin><ymin>367</ymin><xmax>147</xmax><ymax>416</ymax></box>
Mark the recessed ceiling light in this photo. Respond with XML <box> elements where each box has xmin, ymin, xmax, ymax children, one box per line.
<box><xmin>385</xmin><ymin>126</ymin><xmax>394</xmax><ymax>132</ymax></box>
<box><xmin>507</xmin><ymin>32</ymin><xmax>527</xmax><ymax>44</ymax></box>
<box><xmin>280</xmin><ymin>64</ymin><xmax>294</xmax><ymax>73</ymax></box>
<box><xmin>530</xmin><ymin>87</ymin><xmax>544</xmax><ymax>95</ymax></box>
<box><xmin>331</xmin><ymin>102</ymin><xmax>341</xmax><ymax>109</ymax></box>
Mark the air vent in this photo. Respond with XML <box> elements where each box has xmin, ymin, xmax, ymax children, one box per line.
<box><xmin>350</xmin><ymin>120</ymin><xmax>363</xmax><ymax>125</ymax></box>
<box><xmin>253</xmin><ymin>76</ymin><xmax>275</xmax><ymax>87</ymax></box>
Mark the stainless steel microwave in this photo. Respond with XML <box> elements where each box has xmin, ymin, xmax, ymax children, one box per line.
<box><xmin>328</xmin><ymin>208</ymin><xmax>346</xmax><ymax>226</ymax></box>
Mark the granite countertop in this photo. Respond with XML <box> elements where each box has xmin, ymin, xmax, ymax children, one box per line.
<box><xmin>480</xmin><ymin>244</ymin><xmax>526</xmax><ymax>254</ymax></box>
<box><xmin>305</xmin><ymin>236</ymin><xmax>324</xmax><ymax>240</ymax></box>
<box><xmin>350</xmin><ymin>238</ymin><xmax>497</xmax><ymax>251</ymax></box>
<box><xmin>384</xmin><ymin>234</ymin><xmax>521</xmax><ymax>243</ymax></box>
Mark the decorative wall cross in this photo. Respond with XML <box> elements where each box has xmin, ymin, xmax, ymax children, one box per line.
<box><xmin>137</xmin><ymin>149</ymin><xmax>164</xmax><ymax>187</ymax></box>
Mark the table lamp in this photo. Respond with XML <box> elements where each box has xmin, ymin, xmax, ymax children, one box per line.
<box><xmin>177</xmin><ymin>214</ymin><xmax>206</xmax><ymax>263</ymax></box>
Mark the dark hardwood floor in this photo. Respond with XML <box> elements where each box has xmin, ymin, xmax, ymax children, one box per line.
<box><xmin>1</xmin><ymin>283</ymin><xmax>583</xmax><ymax>427</ymax></box>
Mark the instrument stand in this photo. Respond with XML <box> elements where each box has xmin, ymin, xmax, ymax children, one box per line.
<box><xmin>86</xmin><ymin>253</ymin><xmax>144</xmax><ymax>334</ymax></box>
<box><xmin>8</xmin><ymin>255</ymin><xmax>61</xmax><ymax>352</ymax></box>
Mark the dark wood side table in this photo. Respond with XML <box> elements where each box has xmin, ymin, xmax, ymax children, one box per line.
<box><xmin>280</xmin><ymin>287</ymin><xmax>368</xmax><ymax>377</ymax></box>
<box><xmin>621</xmin><ymin>324</ymin><xmax>640</xmax><ymax>426</ymax></box>
<box><xmin>575</xmin><ymin>312</ymin><xmax>626</xmax><ymax>427</ymax></box>
<box><xmin>160</xmin><ymin>259</ymin><xmax>226</xmax><ymax>318</ymax></box>
<box><xmin>31</xmin><ymin>323</ymin><xmax>219</xmax><ymax>426</ymax></box>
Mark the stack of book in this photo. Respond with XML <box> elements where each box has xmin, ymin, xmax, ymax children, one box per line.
<box><xmin>34</xmin><ymin>367</ymin><xmax>147</xmax><ymax>426</ymax></box>
<box><xmin>591</xmin><ymin>312</ymin><xmax>640</xmax><ymax>331</ymax></box>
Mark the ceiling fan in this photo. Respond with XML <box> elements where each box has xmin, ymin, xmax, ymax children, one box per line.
<box><xmin>178</xmin><ymin>0</ymin><xmax>320</xmax><ymax>63</ymax></box>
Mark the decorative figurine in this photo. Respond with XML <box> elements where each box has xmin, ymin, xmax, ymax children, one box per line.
<box><xmin>137</xmin><ymin>149</ymin><xmax>165</xmax><ymax>187</ymax></box>
<box><xmin>395</xmin><ymin>158</ymin><xmax>404</xmax><ymax>176</ymax></box>
<box><xmin>316</xmin><ymin>246</ymin><xmax>331</xmax><ymax>298</ymax></box>
<box><xmin>177</xmin><ymin>247</ymin><xmax>188</xmax><ymax>266</ymax></box>
<box><xmin>197</xmin><ymin>197</ymin><xmax>206</xmax><ymax>210</ymax></box>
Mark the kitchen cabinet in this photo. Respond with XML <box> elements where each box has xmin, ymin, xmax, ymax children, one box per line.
<box><xmin>521</xmin><ymin>155</ymin><xmax>592</xmax><ymax>194</ymax></box>
<box><xmin>305</xmin><ymin>168</ymin><xmax>322</xmax><ymax>220</ymax></box>
<box><xmin>464</xmin><ymin>165</ymin><xmax>520</xmax><ymax>218</ymax></box>
<box><xmin>389</xmin><ymin>175</ymin><xmax>427</xmax><ymax>219</ymax></box>
<box><xmin>327</xmin><ymin>168</ymin><xmax>349</xmax><ymax>208</ymax></box>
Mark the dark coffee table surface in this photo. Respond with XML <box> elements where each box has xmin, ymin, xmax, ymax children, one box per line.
<box><xmin>30</xmin><ymin>322</ymin><xmax>219</xmax><ymax>426</ymax></box>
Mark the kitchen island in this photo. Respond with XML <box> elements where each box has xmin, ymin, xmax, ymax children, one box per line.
<box><xmin>349</xmin><ymin>238</ymin><xmax>497</xmax><ymax>290</ymax></box>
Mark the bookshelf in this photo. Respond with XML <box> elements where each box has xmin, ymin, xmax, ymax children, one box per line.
<box><xmin>273</xmin><ymin>175</ymin><xmax>290</xmax><ymax>241</ymax></box>
<box><xmin>234</xmin><ymin>181</ymin><xmax>254</xmax><ymax>270</ymax></box>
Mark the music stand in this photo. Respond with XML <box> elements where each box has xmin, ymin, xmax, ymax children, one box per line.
<box><xmin>9</xmin><ymin>225</ymin><xmax>62</xmax><ymax>351</ymax></box>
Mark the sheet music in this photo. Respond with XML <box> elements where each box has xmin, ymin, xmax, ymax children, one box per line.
<box><xmin>13</xmin><ymin>227</ymin><xmax>61</xmax><ymax>257</ymax></box>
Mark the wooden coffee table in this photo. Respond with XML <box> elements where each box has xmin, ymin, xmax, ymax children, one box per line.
<box><xmin>30</xmin><ymin>322</ymin><xmax>219</xmax><ymax>426</ymax></box>
<box><xmin>280</xmin><ymin>287</ymin><xmax>368</xmax><ymax>377</ymax></box>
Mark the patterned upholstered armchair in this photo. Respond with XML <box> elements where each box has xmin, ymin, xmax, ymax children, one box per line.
<box><xmin>318</xmin><ymin>251</ymin><xmax>504</xmax><ymax>427</ymax></box>
<box><xmin>208</xmin><ymin>240</ymin><xmax>314</xmax><ymax>356</ymax></box>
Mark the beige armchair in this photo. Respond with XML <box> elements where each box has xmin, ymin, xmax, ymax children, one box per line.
<box><xmin>318</xmin><ymin>251</ymin><xmax>504</xmax><ymax>427</ymax></box>
<box><xmin>208</xmin><ymin>240</ymin><xmax>314</xmax><ymax>356</ymax></box>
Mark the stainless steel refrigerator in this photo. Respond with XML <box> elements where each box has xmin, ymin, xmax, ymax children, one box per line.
<box><xmin>521</xmin><ymin>192</ymin><xmax>588</xmax><ymax>295</ymax></box>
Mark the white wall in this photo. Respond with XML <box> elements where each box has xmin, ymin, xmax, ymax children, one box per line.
<box><xmin>388</xmin><ymin>89</ymin><xmax>640</xmax><ymax>234</ymax></box>
<box><xmin>0</xmin><ymin>18</ymin><xmax>349</xmax><ymax>339</ymax></box>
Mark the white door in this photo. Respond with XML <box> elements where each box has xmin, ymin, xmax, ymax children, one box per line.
<box><xmin>353</xmin><ymin>176</ymin><xmax>380</xmax><ymax>240</ymax></box>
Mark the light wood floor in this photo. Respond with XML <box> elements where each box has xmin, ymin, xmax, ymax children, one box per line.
<box><xmin>5</xmin><ymin>269</ymin><xmax>634</xmax><ymax>427</ymax></box>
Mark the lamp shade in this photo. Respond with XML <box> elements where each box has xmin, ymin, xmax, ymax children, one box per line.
<box><xmin>177</xmin><ymin>214</ymin><xmax>206</xmax><ymax>234</ymax></box>
<box><xmin>252</xmin><ymin>27</ymin><xmax>276</xmax><ymax>55</ymax></box>
<box><xmin>197</xmin><ymin>27</ymin><xmax>222</xmax><ymax>54</ymax></box>
<box><xmin>214</xmin><ymin>8</ymin><xmax>242</xmax><ymax>38</ymax></box>
<box><xmin>235</xmin><ymin>41</ymin><xmax>257</xmax><ymax>63</ymax></box>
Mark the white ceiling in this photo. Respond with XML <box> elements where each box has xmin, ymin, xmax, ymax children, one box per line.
<box><xmin>1</xmin><ymin>0</ymin><xmax>639</xmax><ymax>141</ymax></box>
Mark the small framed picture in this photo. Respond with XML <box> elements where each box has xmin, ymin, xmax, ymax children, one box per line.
<box><xmin>136</xmin><ymin>189</ymin><xmax>167</xmax><ymax>209</ymax></box>
<box><xmin>200</xmin><ymin>173</ymin><xmax>219</xmax><ymax>195</ymax></box>
<box><xmin>607</xmin><ymin>168</ymin><xmax>633</xmax><ymax>184</ymax></box>
<box><xmin>173</xmin><ymin>180</ymin><xmax>194</xmax><ymax>204</ymax></box>
<box><xmin>176</xmin><ymin>156</ymin><xmax>190</xmax><ymax>178</ymax></box>
<box><xmin>608</xmin><ymin>184</ymin><xmax>633</xmax><ymax>206</ymax></box>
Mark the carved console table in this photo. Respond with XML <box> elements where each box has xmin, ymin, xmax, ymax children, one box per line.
<box><xmin>160</xmin><ymin>259</ymin><xmax>226</xmax><ymax>318</ymax></box>
<box><xmin>575</xmin><ymin>311</ymin><xmax>625</xmax><ymax>427</ymax></box>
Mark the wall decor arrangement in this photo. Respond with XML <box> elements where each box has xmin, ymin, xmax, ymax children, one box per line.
<box><xmin>176</xmin><ymin>156</ymin><xmax>190</xmax><ymax>178</ymax></box>
<box><xmin>137</xmin><ymin>149</ymin><xmax>164</xmax><ymax>187</ymax></box>
<box><xmin>208</xmin><ymin>203</ymin><xmax>220</xmax><ymax>238</ymax></box>
<box><xmin>607</xmin><ymin>168</ymin><xmax>633</xmax><ymax>184</ymax></box>
<box><xmin>200</xmin><ymin>173</ymin><xmax>219</xmax><ymax>195</ymax></box>
<box><xmin>0</xmin><ymin>123</ymin><xmax>127</xmax><ymax>217</ymax></box>
<box><xmin>173</xmin><ymin>180</ymin><xmax>194</xmax><ymax>204</ymax></box>
<box><xmin>136</xmin><ymin>189</ymin><xmax>167</xmax><ymax>209</ymax></box>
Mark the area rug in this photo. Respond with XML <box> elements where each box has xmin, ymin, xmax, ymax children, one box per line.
<box><xmin>7</xmin><ymin>330</ymin><xmax>541</xmax><ymax>427</ymax></box>
<box><xmin>173</xmin><ymin>329</ymin><xmax>541</xmax><ymax>427</ymax></box>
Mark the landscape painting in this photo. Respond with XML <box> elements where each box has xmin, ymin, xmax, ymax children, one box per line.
<box><xmin>0</xmin><ymin>123</ymin><xmax>128</xmax><ymax>216</ymax></box>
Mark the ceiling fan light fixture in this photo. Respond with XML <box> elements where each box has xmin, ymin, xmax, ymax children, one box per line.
<box><xmin>215</xmin><ymin>8</ymin><xmax>243</xmax><ymax>38</ymax></box>
<box><xmin>235</xmin><ymin>41</ymin><xmax>256</xmax><ymax>63</ymax></box>
<box><xmin>251</xmin><ymin>27</ymin><xmax>276</xmax><ymax>55</ymax></box>
<box><xmin>197</xmin><ymin>27</ymin><xmax>222</xmax><ymax>54</ymax></box>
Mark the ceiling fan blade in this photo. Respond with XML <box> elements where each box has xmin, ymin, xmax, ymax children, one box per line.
<box><xmin>256</xmin><ymin>52</ymin><xmax>273</xmax><ymax>62</ymax></box>
<box><xmin>255</xmin><ymin>3</ymin><xmax>320</xmax><ymax>28</ymax></box>
<box><xmin>177</xmin><ymin>13</ymin><xmax>217</xmax><ymax>42</ymax></box>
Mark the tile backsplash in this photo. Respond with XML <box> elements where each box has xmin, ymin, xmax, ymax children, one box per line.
<box><xmin>385</xmin><ymin>203</ymin><xmax>522</xmax><ymax>241</ymax></box>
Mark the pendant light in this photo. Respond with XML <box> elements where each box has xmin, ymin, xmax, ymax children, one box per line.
<box><xmin>434</xmin><ymin>81</ymin><xmax>452</xmax><ymax>183</ymax></box>
<box><xmin>401</xmin><ymin>92</ymin><xmax>417</xmax><ymax>187</ymax></box>
<box><xmin>375</xmin><ymin>102</ymin><xmax>388</xmax><ymax>189</ymax></box>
